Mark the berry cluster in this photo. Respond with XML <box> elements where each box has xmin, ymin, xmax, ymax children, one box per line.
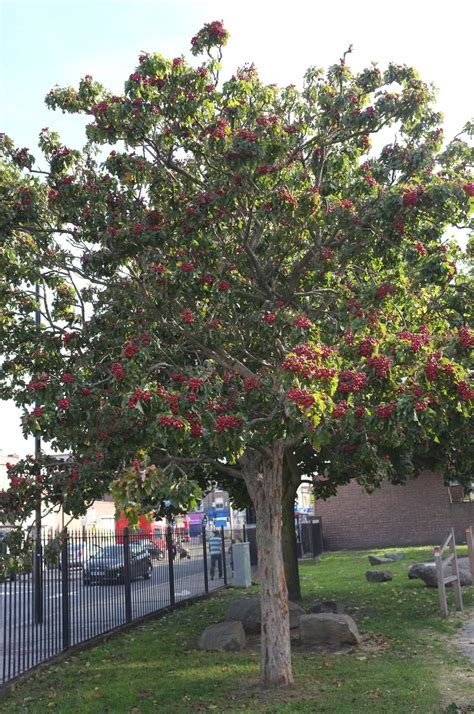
<box><xmin>159</xmin><ymin>415</ymin><xmax>185</xmax><ymax>429</ymax></box>
<box><xmin>337</xmin><ymin>370</ymin><xmax>367</xmax><ymax>394</ymax></box>
<box><xmin>402</xmin><ymin>188</ymin><xmax>419</xmax><ymax>207</ymax></box>
<box><xmin>458</xmin><ymin>381</ymin><xmax>474</xmax><ymax>401</ymax></box>
<box><xmin>181</xmin><ymin>308</ymin><xmax>194</xmax><ymax>324</ymax></box>
<box><xmin>375</xmin><ymin>401</ymin><xmax>396</xmax><ymax>419</ymax></box>
<box><xmin>333</xmin><ymin>400</ymin><xmax>349</xmax><ymax>418</ymax></box>
<box><xmin>188</xmin><ymin>377</ymin><xmax>205</xmax><ymax>390</ymax></box>
<box><xmin>398</xmin><ymin>328</ymin><xmax>430</xmax><ymax>352</ymax></box>
<box><xmin>214</xmin><ymin>415</ymin><xmax>242</xmax><ymax>433</ymax></box>
<box><xmin>111</xmin><ymin>362</ymin><xmax>125</xmax><ymax>379</ymax></box>
<box><xmin>28</xmin><ymin>377</ymin><xmax>49</xmax><ymax>391</ymax></box>
<box><xmin>425</xmin><ymin>354</ymin><xmax>439</xmax><ymax>382</ymax></box>
<box><xmin>459</xmin><ymin>326</ymin><xmax>474</xmax><ymax>349</ymax></box>
<box><xmin>367</xmin><ymin>356</ymin><xmax>392</xmax><ymax>378</ymax></box>
<box><xmin>293</xmin><ymin>315</ymin><xmax>312</xmax><ymax>329</ymax></box>
<box><xmin>127</xmin><ymin>389</ymin><xmax>152</xmax><ymax>408</ymax></box>
<box><xmin>358</xmin><ymin>338</ymin><xmax>377</xmax><ymax>357</ymax></box>
<box><xmin>375</xmin><ymin>283</ymin><xmax>397</xmax><ymax>300</ymax></box>
<box><xmin>123</xmin><ymin>343</ymin><xmax>140</xmax><ymax>359</ymax></box>
<box><xmin>287</xmin><ymin>388</ymin><xmax>315</xmax><ymax>410</ymax></box>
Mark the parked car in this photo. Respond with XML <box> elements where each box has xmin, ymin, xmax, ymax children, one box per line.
<box><xmin>142</xmin><ymin>540</ymin><xmax>165</xmax><ymax>561</ymax></box>
<box><xmin>46</xmin><ymin>541</ymin><xmax>100</xmax><ymax>570</ymax></box>
<box><xmin>64</xmin><ymin>542</ymin><xmax>99</xmax><ymax>569</ymax></box>
<box><xmin>83</xmin><ymin>544</ymin><xmax>152</xmax><ymax>585</ymax></box>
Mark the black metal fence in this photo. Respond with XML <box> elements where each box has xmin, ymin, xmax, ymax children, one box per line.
<box><xmin>241</xmin><ymin>517</ymin><xmax>324</xmax><ymax>566</ymax></box>
<box><xmin>297</xmin><ymin>517</ymin><xmax>324</xmax><ymax>559</ymax></box>
<box><xmin>0</xmin><ymin>525</ymin><xmax>231</xmax><ymax>687</ymax></box>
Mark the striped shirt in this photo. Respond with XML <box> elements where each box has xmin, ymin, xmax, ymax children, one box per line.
<box><xmin>208</xmin><ymin>535</ymin><xmax>222</xmax><ymax>555</ymax></box>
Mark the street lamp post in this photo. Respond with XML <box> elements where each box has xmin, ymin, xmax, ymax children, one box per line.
<box><xmin>33</xmin><ymin>283</ymin><xmax>43</xmax><ymax>625</ymax></box>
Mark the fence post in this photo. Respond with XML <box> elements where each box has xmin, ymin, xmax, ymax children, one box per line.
<box><xmin>467</xmin><ymin>527</ymin><xmax>474</xmax><ymax>583</ymax></box>
<box><xmin>166</xmin><ymin>526</ymin><xmax>175</xmax><ymax>607</ymax></box>
<box><xmin>123</xmin><ymin>528</ymin><xmax>132</xmax><ymax>623</ymax></box>
<box><xmin>33</xmin><ymin>517</ymin><xmax>43</xmax><ymax>625</ymax></box>
<box><xmin>61</xmin><ymin>529</ymin><xmax>70</xmax><ymax>649</ymax></box>
<box><xmin>202</xmin><ymin>526</ymin><xmax>209</xmax><ymax>594</ymax></box>
<box><xmin>449</xmin><ymin>530</ymin><xmax>463</xmax><ymax>613</ymax></box>
<box><xmin>434</xmin><ymin>546</ymin><xmax>448</xmax><ymax>616</ymax></box>
<box><xmin>243</xmin><ymin>523</ymin><xmax>246</xmax><ymax>542</ymax></box>
<box><xmin>221</xmin><ymin>526</ymin><xmax>228</xmax><ymax>586</ymax></box>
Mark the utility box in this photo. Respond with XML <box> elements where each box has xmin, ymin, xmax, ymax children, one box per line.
<box><xmin>232</xmin><ymin>542</ymin><xmax>251</xmax><ymax>588</ymax></box>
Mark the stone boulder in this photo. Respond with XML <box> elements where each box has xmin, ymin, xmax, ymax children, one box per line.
<box><xmin>366</xmin><ymin>570</ymin><xmax>393</xmax><ymax>583</ymax></box>
<box><xmin>226</xmin><ymin>595</ymin><xmax>304</xmax><ymax>632</ymax></box>
<box><xmin>307</xmin><ymin>599</ymin><xmax>344</xmax><ymax>615</ymax></box>
<box><xmin>408</xmin><ymin>558</ymin><xmax>472</xmax><ymax>588</ymax></box>
<box><xmin>300</xmin><ymin>613</ymin><xmax>360</xmax><ymax>646</ymax></box>
<box><xmin>198</xmin><ymin>621</ymin><xmax>246</xmax><ymax>651</ymax></box>
<box><xmin>408</xmin><ymin>562</ymin><xmax>431</xmax><ymax>580</ymax></box>
<box><xmin>384</xmin><ymin>552</ymin><xmax>405</xmax><ymax>561</ymax></box>
<box><xmin>368</xmin><ymin>555</ymin><xmax>394</xmax><ymax>566</ymax></box>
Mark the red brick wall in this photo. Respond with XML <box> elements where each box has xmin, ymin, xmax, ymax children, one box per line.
<box><xmin>315</xmin><ymin>471</ymin><xmax>474</xmax><ymax>550</ymax></box>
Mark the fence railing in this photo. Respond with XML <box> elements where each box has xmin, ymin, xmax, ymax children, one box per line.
<box><xmin>1</xmin><ymin>525</ymin><xmax>231</xmax><ymax>687</ymax></box>
<box><xmin>434</xmin><ymin>528</ymin><xmax>463</xmax><ymax>617</ymax></box>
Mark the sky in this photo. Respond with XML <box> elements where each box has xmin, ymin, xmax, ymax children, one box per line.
<box><xmin>0</xmin><ymin>0</ymin><xmax>473</xmax><ymax>455</ymax></box>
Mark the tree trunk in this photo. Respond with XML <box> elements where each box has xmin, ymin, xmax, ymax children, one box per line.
<box><xmin>282</xmin><ymin>464</ymin><xmax>301</xmax><ymax>601</ymax></box>
<box><xmin>241</xmin><ymin>442</ymin><xmax>293</xmax><ymax>686</ymax></box>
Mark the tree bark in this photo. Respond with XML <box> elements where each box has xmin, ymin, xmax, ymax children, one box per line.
<box><xmin>241</xmin><ymin>441</ymin><xmax>293</xmax><ymax>686</ymax></box>
<box><xmin>281</xmin><ymin>461</ymin><xmax>301</xmax><ymax>601</ymax></box>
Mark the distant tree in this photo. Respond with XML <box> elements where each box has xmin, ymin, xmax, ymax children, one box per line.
<box><xmin>1</xmin><ymin>21</ymin><xmax>473</xmax><ymax>684</ymax></box>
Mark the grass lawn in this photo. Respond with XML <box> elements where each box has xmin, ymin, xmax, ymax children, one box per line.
<box><xmin>0</xmin><ymin>547</ymin><xmax>473</xmax><ymax>713</ymax></box>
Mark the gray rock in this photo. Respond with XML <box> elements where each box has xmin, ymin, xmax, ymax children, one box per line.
<box><xmin>366</xmin><ymin>570</ymin><xmax>393</xmax><ymax>582</ymax></box>
<box><xmin>384</xmin><ymin>552</ymin><xmax>405</xmax><ymax>561</ymax></box>
<box><xmin>408</xmin><ymin>562</ymin><xmax>431</xmax><ymax>579</ymax></box>
<box><xmin>288</xmin><ymin>601</ymin><xmax>306</xmax><ymax>628</ymax></box>
<box><xmin>226</xmin><ymin>595</ymin><xmax>305</xmax><ymax>632</ymax></box>
<box><xmin>299</xmin><ymin>613</ymin><xmax>360</xmax><ymax>646</ymax></box>
<box><xmin>198</xmin><ymin>621</ymin><xmax>246</xmax><ymax>651</ymax></box>
<box><xmin>307</xmin><ymin>599</ymin><xmax>344</xmax><ymax>614</ymax></box>
<box><xmin>408</xmin><ymin>558</ymin><xmax>472</xmax><ymax>588</ymax></box>
<box><xmin>368</xmin><ymin>555</ymin><xmax>394</xmax><ymax>566</ymax></box>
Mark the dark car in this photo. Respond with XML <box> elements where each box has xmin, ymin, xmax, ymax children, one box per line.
<box><xmin>141</xmin><ymin>540</ymin><xmax>165</xmax><ymax>561</ymax></box>
<box><xmin>83</xmin><ymin>544</ymin><xmax>152</xmax><ymax>585</ymax></box>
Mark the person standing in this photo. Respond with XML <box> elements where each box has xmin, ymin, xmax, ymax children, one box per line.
<box><xmin>208</xmin><ymin>530</ymin><xmax>223</xmax><ymax>579</ymax></box>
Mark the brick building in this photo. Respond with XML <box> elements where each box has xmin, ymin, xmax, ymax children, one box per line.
<box><xmin>315</xmin><ymin>471</ymin><xmax>474</xmax><ymax>550</ymax></box>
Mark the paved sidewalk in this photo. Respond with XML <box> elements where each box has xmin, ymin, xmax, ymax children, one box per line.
<box><xmin>456</xmin><ymin>615</ymin><xmax>474</xmax><ymax>663</ymax></box>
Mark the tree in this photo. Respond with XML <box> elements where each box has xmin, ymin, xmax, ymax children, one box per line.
<box><xmin>1</xmin><ymin>21</ymin><xmax>473</xmax><ymax>685</ymax></box>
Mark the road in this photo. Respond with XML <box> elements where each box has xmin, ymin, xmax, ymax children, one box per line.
<box><xmin>1</xmin><ymin>550</ymin><xmax>228</xmax><ymax>685</ymax></box>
